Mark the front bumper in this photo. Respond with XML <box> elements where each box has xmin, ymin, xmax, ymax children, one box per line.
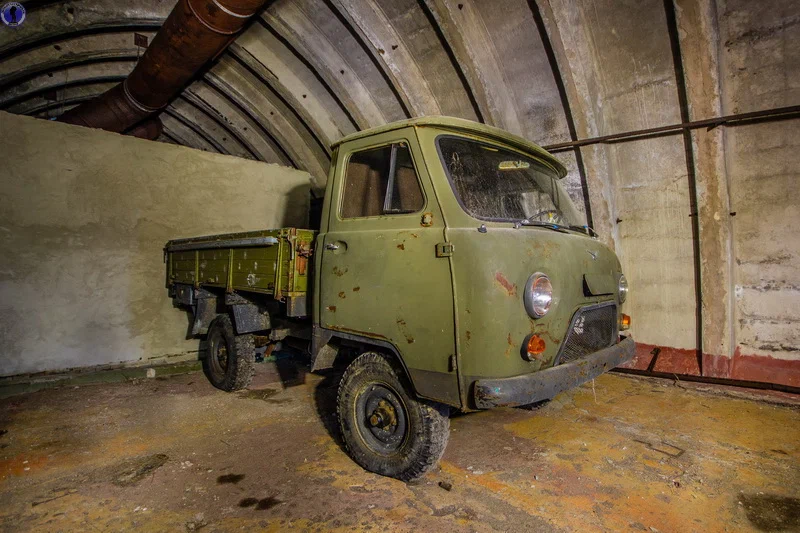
<box><xmin>472</xmin><ymin>335</ymin><xmax>635</xmax><ymax>409</ymax></box>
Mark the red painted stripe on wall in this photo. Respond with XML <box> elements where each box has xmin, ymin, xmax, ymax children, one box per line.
<box><xmin>620</xmin><ymin>342</ymin><xmax>800</xmax><ymax>388</ymax></box>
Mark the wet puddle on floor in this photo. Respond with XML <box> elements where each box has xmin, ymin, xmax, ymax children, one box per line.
<box><xmin>739</xmin><ymin>493</ymin><xmax>800</xmax><ymax>531</ymax></box>
<box><xmin>237</xmin><ymin>389</ymin><xmax>292</xmax><ymax>404</ymax></box>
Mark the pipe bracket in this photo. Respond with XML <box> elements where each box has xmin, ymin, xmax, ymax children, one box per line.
<box><xmin>187</xmin><ymin>0</ymin><xmax>250</xmax><ymax>35</ymax></box>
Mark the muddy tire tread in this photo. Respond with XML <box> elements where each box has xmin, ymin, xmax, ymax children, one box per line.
<box><xmin>336</xmin><ymin>352</ymin><xmax>450</xmax><ymax>482</ymax></box>
<box><xmin>203</xmin><ymin>315</ymin><xmax>255</xmax><ymax>392</ymax></box>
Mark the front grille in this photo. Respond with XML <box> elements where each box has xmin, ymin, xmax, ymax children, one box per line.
<box><xmin>557</xmin><ymin>303</ymin><xmax>618</xmax><ymax>364</ymax></box>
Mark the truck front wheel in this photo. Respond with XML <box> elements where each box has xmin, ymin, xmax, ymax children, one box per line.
<box><xmin>337</xmin><ymin>352</ymin><xmax>450</xmax><ymax>482</ymax></box>
<box><xmin>203</xmin><ymin>315</ymin><xmax>255</xmax><ymax>391</ymax></box>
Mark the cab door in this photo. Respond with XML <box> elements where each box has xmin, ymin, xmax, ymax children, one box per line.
<box><xmin>318</xmin><ymin>128</ymin><xmax>459</xmax><ymax>406</ymax></box>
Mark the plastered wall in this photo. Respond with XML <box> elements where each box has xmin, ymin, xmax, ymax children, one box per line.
<box><xmin>544</xmin><ymin>0</ymin><xmax>800</xmax><ymax>387</ymax></box>
<box><xmin>0</xmin><ymin>112</ymin><xmax>313</xmax><ymax>376</ymax></box>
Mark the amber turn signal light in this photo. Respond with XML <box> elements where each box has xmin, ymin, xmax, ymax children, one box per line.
<box><xmin>620</xmin><ymin>314</ymin><xmax>631</xmax><ymax>330</ymax></box>
<box><xmin>523</xmin><ymin>334</ymin><xmax>546</xmax><ymax>361</ymax></box>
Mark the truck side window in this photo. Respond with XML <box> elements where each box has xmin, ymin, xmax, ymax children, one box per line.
<box><xmin>341</xmin><ymin>143</ymin><xmax>424</xmax><ymax>218</ymax></box>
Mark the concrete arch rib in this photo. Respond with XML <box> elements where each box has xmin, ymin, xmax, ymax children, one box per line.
<box><xmin>15</xmin><ymin>82</ymin><xmax>117</xmax><ymax>116</ymax></box>
<box><xmin>262</xmin><ymin>2</ymin><xmax>388</xmax><ymax>129</ymax></box>
<box><xmin>233</xmin><ymin>23</ymin><xmax>356</xmax><ymax>148</ymax></box>
<box><xmin>329</xmin><ymin>0</ymin><xmax>442</xmax><ymax>117</ymax></box>
<box><xmin>2</xmin><ymin>76</ymin><xmax>126</xmax><ymax>112</ymax></box>
<box><xmin>0</xmin><ymin>0</ymin><xmax>170</xmax><ymax>58</ymax></box>
<box><xmin>186</xmin><ymin>79</ymin><xmax>295</xmax><ymax>167</ymax></box>
<box><xmin>205</xmin><ymin>56</ymin><xmax>330</xmax><ymax>183</ymax></box>
<box><xmin>167</xmin><ymin>97</ymin><xmax>256</xmax><ymax>160</ymax></box>
<box><xmin>0</xmin><ymin>61</ymin><xmax>136</xmax><ymax>108</ymax></box>
<box><xmin>160</xmin><ymin>113</ymin><xmax>218</xmax><ymax>154</ymax></box>
<box><xmin>421</xmin><ymin>0</ymin><xmax>522</xmax><ymax>133</ymax></box>
<box><xmin>176</xmin><ymin>92</ymin><xmax>261</xmax><ymax>161</ymax></box>
<box><xmin>163</xmin><ymin>107</ymin><xmax>228</xmax><ymax>155</ymax></box>
<box><xmin>0</xmin><ymin>44</ymin><xmax>147</xmax><ymax>93</ymax></box>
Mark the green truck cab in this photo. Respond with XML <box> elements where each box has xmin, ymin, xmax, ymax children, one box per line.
<box><xmin>165</xmin><ymin>116</ymin><xmax>634</xmax><ymax>481</ymax></box>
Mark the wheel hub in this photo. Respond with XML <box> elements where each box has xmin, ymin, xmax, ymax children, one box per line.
<box><xmin>368</xmin><ymin>400</ymin><xmax>398</xmax><ymax>429</ymax></box>
<box><xmin>216</xmin><ymin>344</ymin><xmax>228</xmax><ymax>368</ymax></box>
<box><xmin>356</xmin><ymin>384</ymin><xmax>408</xmax><ymax>453</ymax></box>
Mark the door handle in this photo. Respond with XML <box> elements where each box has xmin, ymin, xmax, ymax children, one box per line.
<box><xmin>325</xmin><ymin>243</ymin><xmax>339</xmax><ymax>251</ymax></box>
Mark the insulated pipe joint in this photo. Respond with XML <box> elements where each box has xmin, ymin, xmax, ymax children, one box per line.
<box><xmin>57</xmin><ymin>0</ymin><xmax>270</xmax><ymax>138</ymax></box>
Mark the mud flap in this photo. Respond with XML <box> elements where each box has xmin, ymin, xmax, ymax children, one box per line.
<box><xmin>310</xmin><ymin>326</ymin><xmax>338</xmax><ymax>371</ymax></box>
<box><xmin>191</xmin><ymin>296</ymin><xmax>218</xmax><ymax>336</ymax></box>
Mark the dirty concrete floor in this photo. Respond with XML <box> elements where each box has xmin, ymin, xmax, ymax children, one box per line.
<box><xmin>1</xmin><ymin>363</ymin><xmax>798</xmax><ymax>533</ymax></box>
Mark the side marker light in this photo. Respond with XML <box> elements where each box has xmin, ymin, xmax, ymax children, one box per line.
<box><xmin>524</xmin><ymin>334</ymin><xmax>546</xmax><ymax>361</ymax></box>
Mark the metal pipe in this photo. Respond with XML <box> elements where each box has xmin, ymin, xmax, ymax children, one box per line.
<box><xmin>125</xmin><ymin>117</ymin><xmax>164</xmax><ymax>140</ymax></box>
<box><xmin>543</xmin><ymin>104</ymin><xmax>800</xmax><ymax>153</ymax></box>
<box><xmin>58</xmin><ymin>0</ymin><xmax>270</xmax><ymax>138</ymax></box>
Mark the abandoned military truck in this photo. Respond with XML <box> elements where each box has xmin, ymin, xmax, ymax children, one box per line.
<box><xmin>164</xmin><ymin>116</ymin><xmax>635</xmax><ymax>481</ymax></box>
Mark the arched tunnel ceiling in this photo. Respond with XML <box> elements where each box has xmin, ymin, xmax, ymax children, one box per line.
<box><xmin>1</xmin><ymin>0</ymin><xmax>798</xmax><ymax>219</ymax></box>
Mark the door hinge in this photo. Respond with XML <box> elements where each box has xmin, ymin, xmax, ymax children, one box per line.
<box><xmin>435</xmin><ymin>242</ymin><xmax>454</xmax><ymax>257</ymax></box>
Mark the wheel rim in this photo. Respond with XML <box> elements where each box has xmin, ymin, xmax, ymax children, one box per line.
<box><xmin>208</xmin><ymin>331</ymin><xmax>229</xmax><ymax>378</ymax></box>
<box><xmin>355</xmin><ymin>383</ymin><xmax>408</xmax><ymax>455</ymax></box>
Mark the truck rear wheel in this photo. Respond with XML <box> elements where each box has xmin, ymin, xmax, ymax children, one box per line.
<box><xmin>337</xmin><ymin>352</ymin><xmax>450</xmax><ymax>482</ymax></box>
<box><xmin>203</xmin><ymin>315</ymin><xmax>255</xmax><ymax>392</ymax></box>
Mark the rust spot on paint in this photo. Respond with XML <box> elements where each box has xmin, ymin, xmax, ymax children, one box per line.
<box><xmin>326</xmin><ymin>325</ymin><xmax>388</xmax><ymax>341</ymax></box>
<box><xmin>397</xmin><ymin>243</ymin><xmax>405</xmax><ymax>250</ymax></box>
<box><xmin>396</xmin><ymin>318</ymin><xmax>414</xmax><ymax>344</ymax></box>
<box><xmin>352</xmin><ymin>286</ymin><xmax>360</xmax><ymax>292</ymax></box>
<box><xmin>333</xmin><ymin>266</ymin><xmax>348</xmax><ymax>277</ymax></box>
<box><xmin>326</xmin><ymin>306</ymin><xmax>336</xmax><ymax>312</ymax></box>
<box><xmin>495</xmin><ymin>272</ymin><xmax>517</xmax><ymax>296</ymax></box>
<box><xmin>338</xmin><ymin>291</ymin><xmax>346</xmax><ymax>299</ymax></box>
<box><xmin>539</xmin><ymin>329</ymin><xmax>561</xmax><ymax>346</ymax></box>
<box><xmin>466</xmin><ymin>331</ymin><xmax>471</xmax><ymax>341</ymax></box>
<box><xmin>504</xmin><ymin>333</ymin><xmax>515</xmax><ymax>357</ymax></box>
<box><xmin>410</xmin><ymin>233</ymin><xmax>419</xmax><ymax>238</ymax></box>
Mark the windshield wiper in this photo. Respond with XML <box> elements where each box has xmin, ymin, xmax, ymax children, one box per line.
<box><xmin>514</xmin><ymin>220</ymin><xmax>597</xmax><ymax>236</ymax></box>
<box><xmin>515</xmin><ymin>219</ymin><xmax>568</xmax><ymax>233</ymax></box>
<box><xmin>568</xmin><ymin>225</ymin><xmax>598</xmax><ymax>237</ymax></box>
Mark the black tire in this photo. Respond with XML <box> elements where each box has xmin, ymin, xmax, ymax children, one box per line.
<box><xmin>203</xmin><ymin>314</ymin><xmax>255</xmax><ymax>391</ymax></box>
<box><xmin>337</xmin><ymin>352</ymin><xmax>450</xmax><ymax>482</ymax></box>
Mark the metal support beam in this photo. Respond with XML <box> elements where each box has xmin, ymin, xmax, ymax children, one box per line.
<box><xmin>542</xmin><ymin>105</ymin><xmax>800</xmax><ymax>152</ymax></box>
<box><xmin>528</xmin><ymin>0</ymin><xmax>593</xmax><ymax>228</ymax></box>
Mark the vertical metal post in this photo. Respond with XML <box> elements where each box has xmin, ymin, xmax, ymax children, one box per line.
<box><xmin>663</xmin><ymin>0</ymin><xmax>704</xmax><ymax>373</ymax></box>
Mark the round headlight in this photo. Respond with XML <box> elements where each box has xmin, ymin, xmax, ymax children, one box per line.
<box><xmin>618</xmin><ymin>274</ymin><xmax>628</xmax><ymax>303</ymax></box>
<box><xmin>524</xmin><ymin>273</ymin><xmax>553</xmax><ymax>318</ymax></box>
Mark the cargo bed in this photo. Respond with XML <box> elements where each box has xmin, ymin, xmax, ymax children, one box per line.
<box><xmin>165</xmin><ymin>228</ymin><xmax>316</xmax><ymax>315</ymax></box>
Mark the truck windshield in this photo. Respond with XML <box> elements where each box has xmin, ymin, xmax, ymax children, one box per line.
<box><xmin>437</xmin><ymin>136</ymin><xmax>583</xmax><ymax>226</ymax></box>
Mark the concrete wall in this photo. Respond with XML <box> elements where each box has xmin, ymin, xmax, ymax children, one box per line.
<box><xmin>0</xmin><ymin>112</ymin><xmax>313</xmax><ymax>376</ymax></box>
<box><xmin>541</xmin><ymin>0</ymin><xmax>800</xmax><ymax>386</ymax></box>
<box><xmin>718</xmin><ymin>0</ymin><xmax>800</xmax><ymax>383</ymax></box>
<box><xmin>545</xmin><ymin>0</ymin><xmax>698</xmax><ymax>354</ymax></box>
